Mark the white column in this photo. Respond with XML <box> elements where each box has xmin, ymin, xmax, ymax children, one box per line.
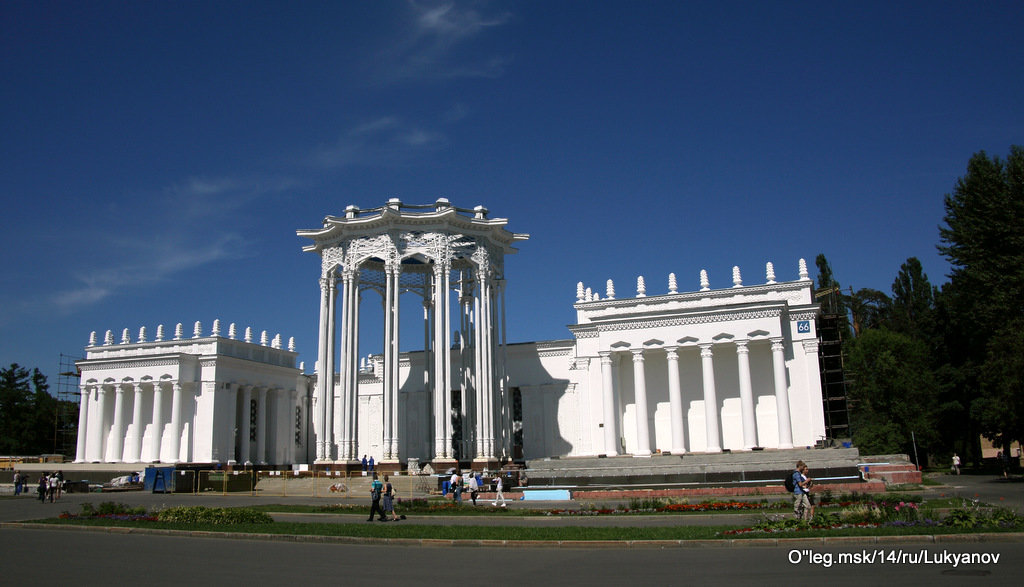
<box><xmin>631</xmin><ymin>349</ymin><xmax>652</xmax><ymax>456</ymax></box>
<box><xmin>148</xmin><ymin>381</ymin><xmax>165</xmax><ymax>462</ymax></box>
<box><xmin>665</xmin><ymin>347</ymin><xmax>686</xmax><ymax>454</ymax></box>
<box><xmin>314</xmin><ymin>277</ymin><xmax>330</xmax><ymax>460</ymax></box>
<box><xmin>433</xmin><ymin>263</ymin><xmax>449</xmax><ymax>459</ymax></box>
<box><xmin>168</xmin><ymin>382</ymin><xmax>184</xmax><ymax>463</ymax></box>
<box><xmin>772</xmin><ymin>339</ymin><xmax>794</xmax><ymax>449</ymax></box>
<box><xmin>699</xmin><ymin>344</ymin><xmax>722</xmax><ymax>453</ymax></box>
<box><xmin>482</xmin><ymin>275</ymin><xmax>495</xmax><ymax>458</ymax></box>
<box><xmin>735</xmin><ymin>341</ymin><xmax>758</xmax><ymax>450</ymax></box>
<box><xmin>224</xmin><ymin>383</ymin><xmax>238</xmax><ymax>463</ymax></box>
<box><xmin>325</xmin><ymin>276</ymin><xmax>337</xmax><ymax>459</ymax></box>
<box><xmin>289</xmin><ymin>389</ymin><xmax>299</xmax><ymax>464</ymax></box>
<box><xmin>383</xmin><ymin>262</ymin><xmax>401</xmax><ymax>461</ymax></box>
<box><xmin>75</xmin><ymin>386</ymin><xmax>91</xmax><ymax>462</ymax></box>
<box><xmin>87</xmin><ymin>385</ymin><xmax>109</xmax><ymax>462</ymax></box>
<box><xmin>255</xmin><ymin>386</ymin><xmax>268</xmax><ymax>464</ymax></box>
<box><xmin>125</xmin><ymin>383</ymin><xmax>145</xmax><ymax>462</ymax></box>
<box><xmin>344</xmin><ymin>271</ymin><xmax>361</xmax><ymax>461</ymax></box>
<box><xmin>240</xmin><ymin>385</ymin><xmax>252</xmax><ymax>463</ymax></box>
<box><xmin>108</xmin><ymin>384</ymin><xmax>127</xmax><ymax>462</ymax></box>
<box><xmin>599</xmin><ymin>352</ymin><xmax>619</xmax><ymax>456</ymax></box>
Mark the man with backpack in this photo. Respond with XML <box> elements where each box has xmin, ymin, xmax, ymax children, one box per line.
<box><xmin>367</xmin><ymin>473</ymin><xmax>386</xmax><ymax>522</ymax></box>
<box><xmin>788</xmin><ymin>460</ymin><xmax>812</xmax><ymax>521</ymax></box>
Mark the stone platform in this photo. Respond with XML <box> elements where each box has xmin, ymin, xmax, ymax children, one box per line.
<box><xmin>524</xmin><ymin>447</ymin><xmax>869</xmax><ymax>490</ymax></box>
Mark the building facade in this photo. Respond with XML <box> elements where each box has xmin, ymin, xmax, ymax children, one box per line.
<box><xmin>74</xmin><ymin>321</ymin><xmax>307</xmax><ymax>465</ymax></box>
<box><xmin>74</xmin><ymin>201</ymin><xmax>825</xmax><ymax>466</ymax></box>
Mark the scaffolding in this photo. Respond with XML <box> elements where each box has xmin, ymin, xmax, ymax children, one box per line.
<box><xmin>55</xmin><ymin>353</ymin><xmax>82</xmax><ymax>458</ymax></box>
<box><xmin>815</xmin><ymin>288</ymin><xmax>851</xmax><ymax>441</ymax></box>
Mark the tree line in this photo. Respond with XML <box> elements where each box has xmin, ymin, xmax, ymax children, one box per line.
<box><xmin>0</xmin><ymin>363</ymin><xmax>78</xmax><ymax>456</ymax></box>
<box><xmin>818</xmin><ymin>145</ymin><xmax>1023</xmax><ymax>466</ymax></box>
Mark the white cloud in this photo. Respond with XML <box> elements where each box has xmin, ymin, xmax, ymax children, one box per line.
<box><xmin>49</xmin><ymin>233</ymin><xmax>251</xmax><ymax>313</ymax></box>
<box><xmin>372</xmin><ymin>1</ymin><xmax>513</xmax><ymax>84</ymax></box>
<box><xmin>312</xmin><ymin>116</ymin><xmax>445</xmax><ymax>169</ymax></box>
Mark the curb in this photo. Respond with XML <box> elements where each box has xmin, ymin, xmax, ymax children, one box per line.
<box><xmin>4</xmin><ymin>522</ymin><xmax>1023</xmax><ymax>549</ymax></box>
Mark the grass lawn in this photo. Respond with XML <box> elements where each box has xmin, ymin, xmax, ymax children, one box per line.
<box><xmin>31</xmin><ymin>516</ymin><xmax>1024</xmax><ymax>541</ymax></box>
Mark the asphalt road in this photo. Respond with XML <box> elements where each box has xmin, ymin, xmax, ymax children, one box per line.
<box><xmin>1</xmin><ymin>472</ymin><xmax>1021</xmax><ymax>585</ymax></box>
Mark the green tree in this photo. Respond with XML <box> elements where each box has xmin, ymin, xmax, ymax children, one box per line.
<box><xmin>889</xmin><ymin>257</ymin><xmax>935</xmax><ymax>340</ymax></box>
<box><xmin>0</xmin><ymin>364</ymin><xmax>69</xmax><ymax>455</ymax></box>
<box><xmin>0</xmin><ymin>364</ymin><xmax>35</xmax><ymax>453</ymax></box>
<box><xmin>848</xmin><ymin>287</ymin><xmax>891</xmax><ymax>336</ymax></box>
<box><xmin>937</xmin><ymin>145</ymin><xmax>1024</xmax><ymax>452</ymax></box>
<box><xmin>846</xmin><ymin>329</ymin><xmax>940</xmax><ymax>461</ymax></box>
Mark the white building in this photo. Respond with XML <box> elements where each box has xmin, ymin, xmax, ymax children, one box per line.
<box><xmin>75</xmin><ymin>322</ymin><xmax>307</xmax><ymax>465</ymax></box>
<box><xmin>74</xmin><ymin>201</ymin><xmax>825</xmax><ymax>467</ymax></box>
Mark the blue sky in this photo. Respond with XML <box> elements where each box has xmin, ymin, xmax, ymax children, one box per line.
<box><xmin>2</xmin><ymin>1</ymin><xmax>1022</xmax><ymax>386</ymax></box>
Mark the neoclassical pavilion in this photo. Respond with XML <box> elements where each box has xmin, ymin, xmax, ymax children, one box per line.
<box><xmin>74</xmin><ymin>322</ymin><xmax>306</xmax><ymax>464</ymax></box>
<box><xmin>74</xmin><ymin>200</ymin><xmax>826</xmax><ymax>468</ymax></box>
<box><xmin>297</xmin><ymin>199</ymin><xmax>528</xmax><ymax>468</ymax></box>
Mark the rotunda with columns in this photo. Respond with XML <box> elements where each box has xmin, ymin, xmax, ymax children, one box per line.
<box><xmin>298</xmin><ymin>198</ymin><xmax>528</xmax><ymax>470</ymax></box>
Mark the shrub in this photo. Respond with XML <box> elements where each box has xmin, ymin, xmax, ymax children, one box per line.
<box><xmin>156</xmin><ymin>506</ymin><xmax>273</xmax><ymax>525</ymax></box>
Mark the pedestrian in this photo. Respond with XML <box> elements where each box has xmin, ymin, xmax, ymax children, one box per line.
<box><xmin>450</xmin><ymin>470</ymin><xmax>462</xmax><ymax>503</ymax></box>
<box><xmin>13</xmin><ymin>471</ymin><xmax>21</xmax><ymax>496</ymax></box>
<box><xmin>37</xmin><ymin>474</ymin><xmax>47</xmax><ymax>502</ymax></box>
<box><xmin>361</xmin><ymin>455</ymin><xmax>368</xmax><ymax>473</ymax></box>
<box><xmin>55</xmin><ymin>470</ymin><xmax>64</xmax><ymax>499</ymax></box>
<box><xmin>468</xmin><ymin>470</ymin><xmax>479</xmax><ymax>505</ymax></box>
<box><xmin>47</xmin><ymin>473</ymin><xmax>57</xmax><ymax>502</ymax></box>
<box><xmin>802</xmin><ymin>466</ymin><xmax>817</xmax><ymax>519</ymax></box>
<box><xmin>382</xmin><ymin>475</ymin><xmax>399</xmax><ymax>521</ymax></box>
<box><xmin>952</xmin><ymin>453</ymin><xmax>961</xmax><ymax>475</ymax></box>
<box><xmin>368</xmin><ymin>456</ymin><xmax>375</xmax><ymax>473</ymax></box>
<box><xmin>998</xmin><ymin>451</ymin><xmax>1010</xmax><ymax>479</ymax></box>
<box><xmin>491</xmin><ymin>474</ymin><xmax>506</xmax><ymax>507</ymax></box>
<box><xmin>367</xmin><ymin>473</ymin><xmax>386</xmax><ymax>522</ymax></box>
<box><xmin>791</xmin><ymin>460</ymin><xmax>812</xmax><ymax>521</ymax></box>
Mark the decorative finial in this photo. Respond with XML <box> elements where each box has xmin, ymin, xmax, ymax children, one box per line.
<box><xmin>288</xmin><ymin>337</ymin><xmax>295</xmax><ymax>352</ymax></box>
<box><xmin>244</xmin><ymin>327</ymin><xmax>253</xmax><ymax>343</ymax></box>
<box><xmin>576</xmin><ymin>281</ymin><xmax>585</xmax><ymax>302</ymax></box>
<box><xmin>668</xmin><ymin>272</ymin><xmax>678</xmax><ymax>294</ymax></box>
<box><xmin>272</xmin><ymin>333</ymin><xmax>281</xmax><ymax>349</ymax></box>
<box><xmin>156</xmin><ymin>324</ymin><xmax>165</xmax><ymax>342</ymax></box>
<box><xmin>228</xmin><ymin>323</ymin><xmax>237</xmax><ymax>339</ymax></box>
<box><xmin>104</xmin><ymin>330</ymin><xmax>114</xmax><ymax>346</ymax></box>
<box><xmin>89</xmin><ymin>331</ymin><xmax>97</xmax><ymax>346</ymax></box>
<box><xmin>585</xmin><ymin>287</ymin><xmax>592</xmax><ymax>302</ymax></box>
<box><xmin>732</xmin><ymin>266</ymin><xmax>742</xmax><ymax>288</ymax></box>
<box><xmin>766</xmin><ymin>262</ymin><xmax>776</xmax><ymax>284</ymax></box>
<box><xmin>212</xmin><ymin>319</ymin><xmax>221</xmax><ymax>336</ymax></box>
<box><xmin>193</xmin><ymin>321</ymin><xmax>202</xmax><ymax>338</ymax></box>
<box><xmin>138</xmin><ymin>326</ymin><xmax>147</xmax><ymax>343</ymax></box>
<box><xmin>260</xmin><ymin>330</ymin><xmax>268</xmax><ymax>346</ymax></box>
<box><xmin>606</xmin><ymin>279</ymin><xmax>615</xmax><ymax>300</ymax></box>
<box><xmin>299</xmin><ymin>361</ymin><xmax>305</xmax><ymax>371</ymax></box>
<box><xmin>799</xmin><ymin>258</ymin><xmax>809</xmax><ymax>281</ymax></box>
<box><xmin>700</xmin><ymin>269</ymin><xmax>710</xmax><ymax>291</ymax></box>
<box><xmin>593</xmin><ymin>291</ymin><xmax>600</xmax><ymax>301</ymax></box>
<box><xmin>174</xmin><ymin>323</ymin><xmax>183</xmax><ymax>340</ymax></box>
<box><xmin>121</xmin><ymin>328</ymin><xmax>131</xmax><ymax>344</ymax></box>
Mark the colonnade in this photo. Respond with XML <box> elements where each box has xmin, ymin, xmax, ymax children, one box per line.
<box><xmin>313</xmin><ymin>256</ymin><xmax>510</xmax><ymax>465</ymax></box>
<box><xmin>598</xmin><ymin>338</ymin><xmax>795</xmax><ymax>456</ymax></box>
<box><xmin>76</xmin><ymin>380</ymin><xmax>297</xmax><ymax>464</ymax></box>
